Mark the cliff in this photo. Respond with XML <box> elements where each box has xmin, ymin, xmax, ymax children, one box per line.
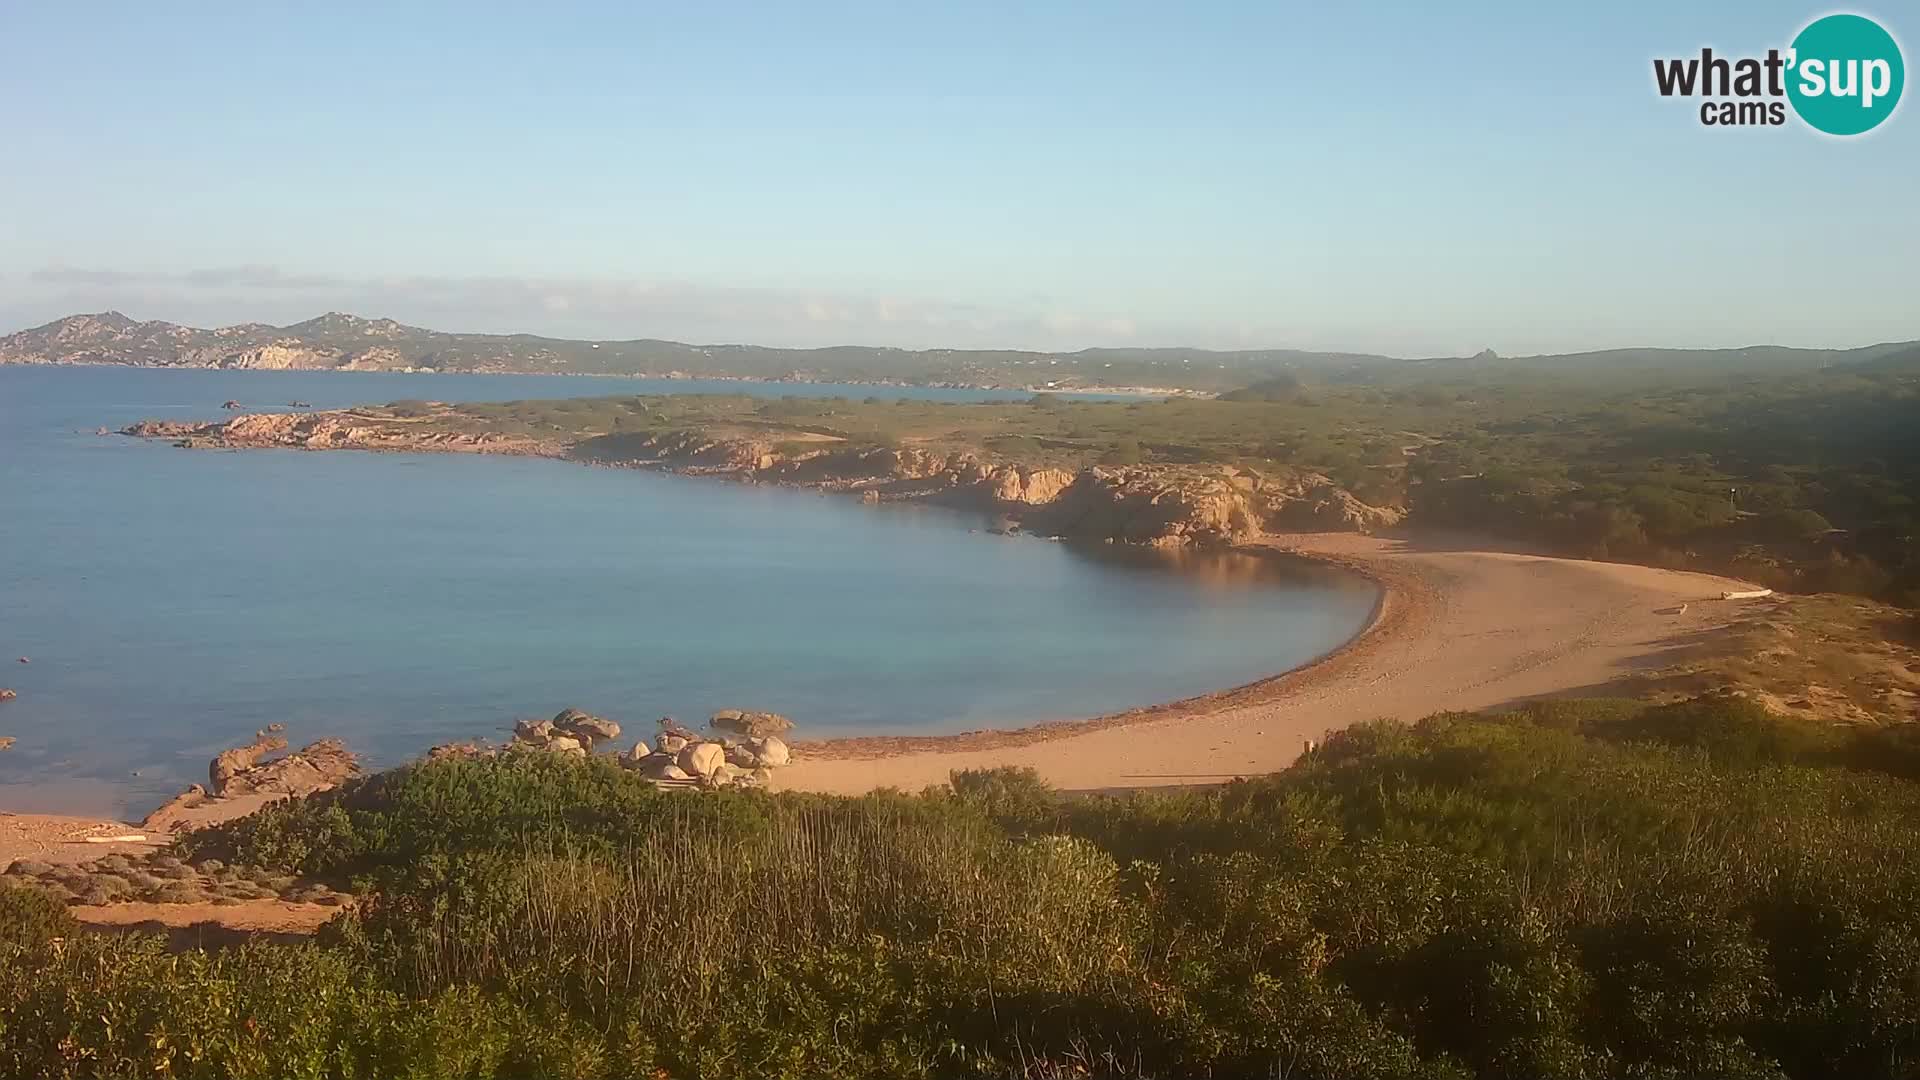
<box><xmin>124</xmin><ymin>410</ymin><xmax>1402</xmax><ymax>546</ymax></box>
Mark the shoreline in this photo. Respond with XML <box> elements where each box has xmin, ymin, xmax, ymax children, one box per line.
<box><xmin>768</xmin><ymin>530</ymin><xmax>1766</xmax><ymax>795</ymax></box>
<box><xmin>0</xmin><ymin>358</ymin><xmax>1203</xmax><ymax>399</ymax></box>
<box><xmin>1</xmin><ymin>530</ymin><xmax>1763</xmax><ymax>854</ymax></box>
<box><xmin>792</xmin><ymin>541</ymin><xmax>1407</xmax><ymax>760</ymax></box>
<box><xmin>9</xmin><ymin>400</ymin><xmax>1769</xmax><ymax>830</ymax></box>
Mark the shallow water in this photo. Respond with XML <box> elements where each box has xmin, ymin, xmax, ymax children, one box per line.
<box><xmin>0</xmin><ymin>366</ymin><xmax>1377</xmax><ymax>817</ymax></box>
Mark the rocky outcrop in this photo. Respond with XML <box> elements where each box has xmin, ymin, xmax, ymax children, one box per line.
<box><xmin>710</xmin><ymin>709</ymin><xmax>794</xmax><ymax>739</ymax></box>
<box><xmin>209</xmin><ymin>727</ymin><xmax>288</xmax><ymax>793</ymax></box>
<box><xmin>510</xmin><ymin>707</ymin><xmax>623</xmax><ymax>756</ymax></box>
<box><xmin>124</xmin><ymin>408</ymin><xmax>1401</xmax><ymax>547</ymax></box>
<box><xmin>208</xmin><ymin>725</ymin><xmax>358</xmax><ymax>798</ymax></box>
<box><xmin>576</xmin><ymin>431</ymin><xmax>1401</xmax><ymax>546</ymax></box>
<box><xmin>122</xmin><ymin>411</ymin><xmax>556</xmax><ymax>456</ymax></box>
<box><xmin>142</xmin><ymin>727</ymin><xmax>360</xmax><ymax>833</ymax></box>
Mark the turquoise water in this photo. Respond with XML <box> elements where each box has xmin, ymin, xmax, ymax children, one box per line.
<box><xmin>0</xmin><ymin>366</ymin><xmax>1377</xmax><ymax>817</ymax></box>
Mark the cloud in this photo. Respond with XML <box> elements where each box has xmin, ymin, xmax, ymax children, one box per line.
<box><xmin>16</xmin><ymin>264</ymin><xmax>1170</xmax><ymax>350</ymax></box>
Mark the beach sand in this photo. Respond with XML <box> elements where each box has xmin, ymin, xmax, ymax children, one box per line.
<box><xmin>772</xmin><ymin>531</ymin><xmax>1765</xmax><ymax>795</ymax></box>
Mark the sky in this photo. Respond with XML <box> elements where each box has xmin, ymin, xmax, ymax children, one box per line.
<box><xmin>1</xmin><ymin>1</ymin><xmax>1914</xmax><ymax>355</ymax></box>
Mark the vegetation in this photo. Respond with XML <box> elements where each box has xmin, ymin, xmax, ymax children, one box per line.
<box><xmin>8</xmin><ymin>697</ymin><xmax>1920</xmax><ymax>1077</ymax></box>
<box><xmin>14</xmin><ymin>310</ymin><xmax>1916</xmax><ymax>389</ymax></box>
<box><xmin>390</xmin><ymin>359</ymin><xmax>1920</xmax><ymax>606</ymax></box>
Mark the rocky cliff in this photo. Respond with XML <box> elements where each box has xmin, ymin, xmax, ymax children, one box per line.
<box><xmin>123</xmin><ymin>413</ymin><xmax>560</xmax><ymax>456</ymax></box>
<box><xmin>125</xmin><ymin>411</ymin><xmax>1402</xmax><ymax>546</ymax></box>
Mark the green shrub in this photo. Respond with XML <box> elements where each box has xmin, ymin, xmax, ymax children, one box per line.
<box><xmin>0</xmin><ymin>887</ymin><xmax>76</xmax><ymax>948</ymax></box>
<box><xmin>13</xmin><ymin>697</ymin><xmax>1920</xmax><ymax>1077</ymax></box>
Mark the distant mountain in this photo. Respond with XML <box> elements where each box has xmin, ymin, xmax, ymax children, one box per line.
<box><xmin>1493</xmin><ymin>341</ymin><xmax>1920</xmax><ymax>377</ymax></box>
<box><xmin>3</xmin><ymin>311</ymin><xmax>1915</xmax><ymax>391</ymax></box>
<box><xmin>0</xmin><ymin>311</ymin><xmax>1359</xmax><ymax>391</ymax></box>
<box><xmin>1845</xmin><ymin>342</ymin><xmax>1920</xmax><ymax>373</ymax></box>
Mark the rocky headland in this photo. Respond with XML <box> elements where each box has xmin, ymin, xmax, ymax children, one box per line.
<box><xmin>123</xmin><ymin>407</ymin><xmax>1402</xmax><ymax>547</ymax></box>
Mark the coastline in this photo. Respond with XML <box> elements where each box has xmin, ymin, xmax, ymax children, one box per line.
<box><xmin>1</xmin><ymin>529</ymin><xmax>1763</xmax><ymax>854</ymax></box>
<box><xmin>768</xmin><ymin>530</ymin><xmax>1766</xmax><ymax>795</ymax></box>
<box><xmin>8</xmin><ymin>400</ymin><xmax>1770</xmax><ymax>833</ymax></box>
<box><xmin>791</xmin><ymin>541</ymin><xmax>1407</xmax><ymax>760</ymax></box>
<box><xmin>0</xmin><ymin>358</ymin><xmax>1203</xmax><ymax>399</ymax></box>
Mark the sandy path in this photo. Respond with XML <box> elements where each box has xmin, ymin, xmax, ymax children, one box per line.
<box><xmin>773</xmin><ymin>532</ymin><xmax>1765</xmax><ymax>795</ymax></box>
<box><xmin>72</xmin><ymin>898</ymin><xmax>343</xmax><ymax>937</ymax></box>
<box><xmin>0</xmin><ymin>812</ymin><xmax>168</xmax><ymax>869</ymax></box>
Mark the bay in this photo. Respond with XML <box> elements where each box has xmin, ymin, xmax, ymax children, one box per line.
<box><xmin>0</xmin><ymin>366</ymin><xmax>1376</xmax><ymax>816</ymax></box>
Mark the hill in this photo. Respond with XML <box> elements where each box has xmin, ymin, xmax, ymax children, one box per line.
<box><xmin>5</xmin><ymin>310</ymin><xmax>1915</xmax><ymax>391</ymax></box>
<box><xmin>0</xmin><ymin>311</ymin><xmax>1375</xmax><ymax>391</ymax></box>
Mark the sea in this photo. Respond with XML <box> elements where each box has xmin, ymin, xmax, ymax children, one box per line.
<box><xmin>0</xmin><ymin>365</ymin><xmax>1378</xmax><ymax>817</ymax></box>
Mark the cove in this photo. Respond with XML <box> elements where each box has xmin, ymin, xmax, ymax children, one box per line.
<box><xmin>0</xmin><ymin>366</ymin><xmax>1378</xmax><ymax>817</ymax></box>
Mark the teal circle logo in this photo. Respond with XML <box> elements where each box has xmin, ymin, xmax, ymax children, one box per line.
<box><xmin>1787</xmin><ymin>13</ymin><xmax>1904</xmax><ymax>135</ymax></box>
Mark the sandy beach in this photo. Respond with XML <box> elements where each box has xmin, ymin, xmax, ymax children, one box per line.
<box><xmin>2</xmin><ymin>530</ymin><xmax>1763</xmax><ymax>871</ymax></box>
<box><xmin>772</xmin><ymin>531</ymin><xmax>1763</xmax><ymax>795</ymax></box>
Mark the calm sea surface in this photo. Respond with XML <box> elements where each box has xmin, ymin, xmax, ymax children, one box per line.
<box><xmin>0</xmin><ymin>366</ymin><xmax>1376</xmax><ymax>817</ymax></box>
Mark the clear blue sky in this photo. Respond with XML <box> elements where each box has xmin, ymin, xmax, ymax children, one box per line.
<box><xmin>1</xmin><ymin>1</ymin><xmax>1913</xmax><ymax>354</ymax></box>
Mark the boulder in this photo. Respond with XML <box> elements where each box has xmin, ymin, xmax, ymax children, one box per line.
<box><xmin>622</xmin><ymin>738</ymin><xmax>652</xmax><ymax>764</ymax></box>
<box><xmin>640</xmin><ymin>758</ymin><xmax>690</xmax><ymax>782</ymax></box>
<box><xmin>725</xmin><ymin>744</ymin><xmax>760</xmax><ymax>769</ymax></box>
<box><xmin>513</xmin><ymin>718</ymin><xmax>556</xmax><ymax>743</ymax></box>
<box><xmin>751</xmin><ymin>767</ymin><xmax>774</xmax><ymax>787</ymax></box>
<box><xmin>138</xmin><ymin>783</ymin><xmax>208</xmax><ymax>832</ymax></box>
<box><xmin>657</xmin><ymin>733</ymin><xmax>689</xmax><ymax>756</ymax></box>
<box><xmin>552</xmin><ymin>707</ymin><xmax>593</xmax><ymax>727</ymax></box>
<box><xmin>754</xmin><ymin>736</ymin><xmax>791</xmax><ymax>769</ymax></box>
<box><xmin>0</xmin><ymin>688</ymin><xmax>15</xmax><ymax>702</ymax></box>
<box><xmin>206</xmin><ymin>729</ymin><xmax>357</xmax><ymax>800</ymax></box>
<box><xmin>710</xmin><ymin>710</ymin><xmax>794</xmax><ymax>739</ymax></box>
<box><xmin>209</xmin><ymin>726</ymin><xmax>289</xmax><ymax>794</ymax></box>
<box><xmin>0</xmin><ymin>737</ymin><xmax>13</xmax><ymax>752</ymax></box>
<box><xmin>677</xmin><ymin>741</ymin><xmax>725</xmax><ymax>779</ymax></box>
<box><xmin>546</xmin><ymin>735</ymin><xmax>583</xmax><ymax>754</ymax></box>
<box><xmin>561</xmin><ymin>715</ymin><xmax>621</xmax><ymax>746</ymax></box>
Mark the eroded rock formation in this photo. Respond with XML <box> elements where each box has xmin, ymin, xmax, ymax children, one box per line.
<box><xmin>124</xmin><ymin>410</ymin><xmax>1403</xmax><ymax>546</ymax></box>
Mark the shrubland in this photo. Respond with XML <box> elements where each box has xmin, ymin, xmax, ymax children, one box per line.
<box><xmin>8</xmin><ymin>696</ymin><xmax>1920</xmax><ymax>1078</ymax></box>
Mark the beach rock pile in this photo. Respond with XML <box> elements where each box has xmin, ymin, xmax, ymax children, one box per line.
<box><xmin>709</xmin><ymin>708</ymin><xmax>794</xmax><ymax>739</ymax></box>
<box><xmin>510</xmin><ymin>707</ymin><xmax>623</xmax><ymax>757</ymax></box>
<box><xmin>614</xmin><ymin>713</ymin><xmax>792</xmax><ymax>790</ymax></box>
<box><xmin>494</xmin><ymin>707</ymin><xmax>793</xmax><ymax>790</ymax></box>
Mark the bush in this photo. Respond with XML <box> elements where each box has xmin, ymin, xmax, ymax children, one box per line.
<box><xmin>0</xmin><ymin>887</ymin><xmax>75</xmax><ymax>948</ymax></box>
<box><xmin>15</xmin><ymin>697</ymin><xmax>1920</xmax><ymax>1077</ymax></box>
